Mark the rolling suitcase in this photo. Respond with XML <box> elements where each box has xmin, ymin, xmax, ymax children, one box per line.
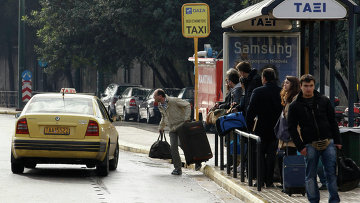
<box><xmin>177</xmin><ymin>121</ymin><xmax>213</xmax><ymax>165</ymax></box>
<box><xmin>282</xmin><ymin>155</ymin><xmax>306</xmax><ymax>196</ymax></box>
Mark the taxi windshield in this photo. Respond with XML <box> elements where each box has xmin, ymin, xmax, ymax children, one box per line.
<box><xmin>26</xmin><ymin>97</ymin><xmax>93</xmax><ymax>115</ymax></box>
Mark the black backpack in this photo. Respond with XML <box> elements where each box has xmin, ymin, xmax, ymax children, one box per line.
<box><xmin>149</xmin><ymin>133</ymin><xmax>172</xmax><ymax>159</ymax></box>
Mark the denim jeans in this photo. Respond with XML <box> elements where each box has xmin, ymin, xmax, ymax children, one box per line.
<box><xmin>305</xmin><ymin>139</ymin><xmax>340</xmax><ymax>203</ymax></box>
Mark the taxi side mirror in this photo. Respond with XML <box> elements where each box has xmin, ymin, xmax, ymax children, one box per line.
<box><xmin>15</xmin><ymin>113</ymin><xmax>21</xmax><ymax>118</ymax></box>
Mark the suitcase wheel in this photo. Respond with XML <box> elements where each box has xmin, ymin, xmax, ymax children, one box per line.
<box><xmin>288</xmin><ymin>194</ymin><xmax>292</xmax><ymax>197</ymax></box>
<box><xmin>302</xmin><ymin>193</ymin><xmax>305</xmax><ymax>196</ymax></box>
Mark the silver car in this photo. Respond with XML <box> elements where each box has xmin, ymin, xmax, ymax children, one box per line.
<box><xmin>115</xmin><ymin>87</ymin><xmax>151</xmax><ymax>121</ymax></box>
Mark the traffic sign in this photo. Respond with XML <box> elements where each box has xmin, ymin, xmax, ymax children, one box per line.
<box><xmin>22</xmin><ymin>80</ymin><xmax>32</xmax><ymax>102</ymax></box>
<box><xmin>38</xmin><ymin>59</ymin><xmax>48</xmax><ymax>68</ymax></box>
<box><xmin>21</xmin><ymin>70</ymin><xmax>32</xmax><ymax>81</ymax></box>
<box><xmin>182</xmin><ymin>3</ymin><xmax>210</xmax><ymax>38</ymax></box>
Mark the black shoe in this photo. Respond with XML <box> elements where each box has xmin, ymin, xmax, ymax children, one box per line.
<box><xmin>171</xmin><ymin>169</ymin><xmax>182</xmax><ymax>175</ymax></box>
<box><xmin>266</xmin><ymin>184</ymin><xmax>275</xmax><ymax>188</ymax></box>
<box><xmin>319</xmin><ymin>184</ymin><xmax>327</xmax><ymax>190</ymax></box>
<box><xmin>195</xmin><ymin>163</ymin><xmax>201</xmax><ymax>171</ymax></box>
<box><xmin>253</xmin><ymin>182</ymin><xmax>264</xmax><ymax>187</ymax></box>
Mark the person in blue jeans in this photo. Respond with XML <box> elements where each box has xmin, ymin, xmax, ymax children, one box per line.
<box><xmin>317</xmin><ymin>159</ymin><xmax>327</xmax><ymax>190</ymax></box>
<box><xmin>288</xmin><ymin>74</ymin><xmax>342</xmax><ymax>203</ymax></box>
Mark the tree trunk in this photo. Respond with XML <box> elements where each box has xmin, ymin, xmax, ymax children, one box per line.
<box><xmin>145</xmin><ymin>60</ymin><xmax>168</xmax><ymax>87</ymax></box>
<box><xmin>159</xmin><ymin>57</ymin><xmax>185</xmax><ymax>88</ymax></box>
<box><xmin>64</xmin><ymin>64</ymin><xmax>74</xmax><ymax>88</ymax></box>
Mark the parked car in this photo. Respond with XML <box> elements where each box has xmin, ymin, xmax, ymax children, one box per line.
<box><xmin>115</xmin><ymin>87</ymin><xmax>152</xmax><ymax>121</ymax></box>
<box><xmin>101</xmin><ymin>83</ymin><xmax>141</xmax><ymax>118</ymax></box>
<box><xmin>178</xmin><ymin>87</ymin><xmax>194</xmax><ymax>120</ymax></box>
<box><xmin>11</xmin><ymin>88</ymin><xmax>119</xmax><ymax>176</ymax></box>
<box><xmin>138</xmin><ymin>88</ymin><xmax>181</xmax><ymax>124</ymax></box>
<box><xmin>335</xmin><ymin>106</ymin><xmax>346</xmax><ymax>126</ymax></box>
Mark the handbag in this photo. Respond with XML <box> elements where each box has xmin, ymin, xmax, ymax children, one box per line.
<box><xmin>149</xmin><ymin>132</ymin><xmax>172</xmax><ymax>159</ymax></box>
<box><xmin>337</xmin><ymin>149</ymin><xmax>360</xmax><ymax>192</ymax></box>
<box><xmin>274</xmin><ymin>113</ymin><xmax>291</xmax><ymax>142</ymax></box>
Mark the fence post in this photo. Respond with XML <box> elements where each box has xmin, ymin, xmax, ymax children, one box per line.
<box><xmin>226</xmin><ymin>133</ymin><xmax>231</xmax><ymax>175</ymax></box>
<box><xmin>233</xmin><ymin>132</ymin><xmax>237</xmax><ymax>178</ymax></box>
<box><xmin>220</xmin><ymin>135</ymin><xmax>224</xmax><ymax>170</ymax></box>
<box><xmin>215</xmin><ymin>132</ymin><xmax>218</xmax><ymax>166</ymax></box>
<box><xmin>240</xmin><ymin>135</ymin><xmax>245</xmax><ymax>182</ymax></box>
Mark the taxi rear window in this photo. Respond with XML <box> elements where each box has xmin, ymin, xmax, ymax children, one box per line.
<box><xmin>26</xmin><ymin>97</ymin><xmax>93</xmax><ymax>115</ymax></box>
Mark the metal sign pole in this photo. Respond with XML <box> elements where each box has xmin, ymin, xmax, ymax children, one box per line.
<box><xmin>194</xmin><ymin>37</ymin><xmax>199</xmax><ymax>121</ymax></box>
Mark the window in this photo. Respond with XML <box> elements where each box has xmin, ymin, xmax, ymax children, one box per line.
<box><xmin>26</xmin><ymin>97</ymin><xmax>93</xmax><ymax>115</ymax></box>
<box><xmin>96</xmin><ymin>99</ymin><xmax>109</xmax><ymax>120</ymax></box>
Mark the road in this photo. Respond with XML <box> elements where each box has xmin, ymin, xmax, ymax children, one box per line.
<box><xmin>0</xmin><ymin>114</ymin><xmax>241</xmax><ymax>203</ymax></box>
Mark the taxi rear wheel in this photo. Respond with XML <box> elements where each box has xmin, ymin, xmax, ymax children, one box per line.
<box><xmin>109</xmin><ymin>143</ymin><xmax>119</xmax><ymax>170</ymax></box>
<box><xmin>96</xmin><ymin>146</ymin><xmax>109</xmax><ymax>176</ymax></box>
<box><xmin>11</xmin><ymin>153</ymin><xmax>24</xmax><ymax>174</ymax></box>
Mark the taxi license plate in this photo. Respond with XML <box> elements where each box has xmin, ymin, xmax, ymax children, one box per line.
<box><xmin>44</xmin><ymin>127</ymin><xmax>70</xmax><ymax>135</ymax></box>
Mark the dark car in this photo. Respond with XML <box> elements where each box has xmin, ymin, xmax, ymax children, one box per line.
<box><xmin>178</xmin><ymin>87</ymin><xmax>194</xmax><ymax>120</ymax></box>
<box><xmin>138</xmin><ymin>88</ymin><xmax>181</xmax><ymax>124</ymax></box>
<box><xmin>100</xmin><ymin>84</ymin><xmax>141</xmax><ymax>118</ymax></box>
<box><xmin>114</xmin><ymin>87</ymin><xmax>152</xmax><ymax>121</ymax></box>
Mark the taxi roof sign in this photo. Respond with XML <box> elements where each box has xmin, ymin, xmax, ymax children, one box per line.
<box><xmin>60</xmin><ymin>88</ymin><xmax>76</xmax><ymax>94</ymax></box>
<box><xmin>182</xmin><ymin>3</ymin><xmax>210</xmax><ymax>38</ymax></box>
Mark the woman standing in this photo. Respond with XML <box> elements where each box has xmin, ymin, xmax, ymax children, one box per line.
<box><xmin>277</xmin><ymin>76</ymin><xmax>300</xmax><ymax>182</ymax></box>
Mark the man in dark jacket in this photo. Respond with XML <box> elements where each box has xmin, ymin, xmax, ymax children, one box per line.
<box><xmin>234</xmin><ymin>62</ymin><xmax>262</xmax><ymax>115</ymax></box>
<box><xmin>218</xmin><ymin>68</ymin><xmax>242</xmax><ymax>109</ymax></box>
<box><xmin>287</xmin><ymin>74</ymin><xmax>342</xmax><ymax>203</ymax></box>
<box><xmin>246</xmin><ymin>67</ymin><xmax>282</xmax><ymax>187</ymax></box>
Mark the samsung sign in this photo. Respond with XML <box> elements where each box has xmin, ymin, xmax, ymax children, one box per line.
<box><xmin>223</xmin><ymin>33</ymin><xmax>300</xmax><ymax>84</ymax></box>
<box><xmin>273</xmin><ymin>0</ymin><xmax>347</xmax><ymax>19</ymax></box>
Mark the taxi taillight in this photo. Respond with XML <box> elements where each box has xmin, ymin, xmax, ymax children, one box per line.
<box><xmin>16</xmin><ymin>118</ymin><xmax>29</xmax><ymax>134</ymax></box>
<box><xmin>129</xmin><ymin>99</ymin><xmax>136</xmax><ymax>106</ymax></box>
<box><xmin>85</xmin><ymin>120</ymin><xmax>99</xmax><ymax>136</ymax></box>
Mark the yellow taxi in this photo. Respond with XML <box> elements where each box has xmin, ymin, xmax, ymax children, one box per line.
<box><xmin>11</xmin><ymin>88</ymin><xmax>119</xmax><ymax>176</ymax></box>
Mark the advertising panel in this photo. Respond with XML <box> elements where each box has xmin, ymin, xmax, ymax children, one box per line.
<box><xmin>223</xmin><ymin>32</ymin><xmax>300</xmax><ymax>87</ymax></box>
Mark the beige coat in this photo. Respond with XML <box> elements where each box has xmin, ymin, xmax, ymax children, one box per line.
<box><xmin>158</xmin><ymin>95</ymin><xmax>191</xmax><ymax>132</ymax></box>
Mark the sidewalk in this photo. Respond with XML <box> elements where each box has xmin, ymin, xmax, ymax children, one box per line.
<box><xmin>1</xmin><ymin>107</ymin><xmax>359</xmax><ymax>202</ymax></box>
<box><xmin>115</xmin><ymin>125</ymin><xmax>360</xmax><ymax>203</ymax></box>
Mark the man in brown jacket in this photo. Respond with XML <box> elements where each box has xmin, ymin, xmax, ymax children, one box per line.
<box><xmin>154</xmin><ymin>89</ymin><xmax>191</xmax><ymax>175</ymax></box>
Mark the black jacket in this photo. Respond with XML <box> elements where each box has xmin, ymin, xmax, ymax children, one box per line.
<box><xmin>219</xmin><ymin>83</ymin><xmax>242</xmax><ymax>109</ymax></box>
<box><xmin>246</xmin><ymin>82</ymin><xmax>282</xmax><ymax>142</ymax></box>
<box><xmin>287</xmin><ymin>90</ymin><xmax>341</xmax><ymax>151</ymax></box>
<box><xmin>236</xmin><ymin>69</ymin><xmax>262</xmax><ymax>113</ymax></box>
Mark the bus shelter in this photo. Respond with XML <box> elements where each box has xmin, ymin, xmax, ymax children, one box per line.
<box><xmin>222</xmin><ymin>0</ymin><xmax>360</xmax><ymax>127</ymax></box>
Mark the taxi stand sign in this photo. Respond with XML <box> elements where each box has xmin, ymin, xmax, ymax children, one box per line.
<box><xmin>182</xmin><ymin>3</ymin><xmax>210</xmax><ymax>38</ymax></box>
<box><xmin>181</xmin><ymin>3</ymin><xmax>210</xmax><ymax>121</ymax></box>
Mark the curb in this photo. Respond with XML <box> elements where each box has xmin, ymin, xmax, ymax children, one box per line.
<box><xmin>0</xmin><ymin>110</ymin><xmax>20</xmax><ymax>115</ymax></box>
<box><xmin>119</xmin><ymin>142</ymin><xmax>265</xmax><ymax>203</ymax></box>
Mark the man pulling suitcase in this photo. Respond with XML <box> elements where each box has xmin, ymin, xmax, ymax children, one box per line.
<box><xmin>153</xmin><ymin>89</ymin><xmax>197</xmax><ymax>175</ymax></box>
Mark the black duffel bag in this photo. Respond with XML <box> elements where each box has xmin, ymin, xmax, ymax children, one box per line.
<box><xmin>149</xmin><ymin>132</ymin><xmax>172</xmax><ymax>159</ymax></box>
<box><xmin>337</xmin><ymin>149</ymin><xmax>360</xmax><ymax>192</ymax></box>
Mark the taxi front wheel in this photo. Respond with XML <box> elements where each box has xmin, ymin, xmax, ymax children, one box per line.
<box><xmin>11</xmin><ymin>153</ymin><xmax>24</xmax><ymax>174</ymax></box>
<box><xmin>96</xmin><ymin>146</ymin><xmax>109</xmax><ymax>176</ymax></box>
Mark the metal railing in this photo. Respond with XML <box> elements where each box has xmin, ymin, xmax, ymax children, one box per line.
<box><xmin>214</xmin><ymin>129</ymin><xmax>262</xmax><ymax>191</ymax></box>
<box><xmin>0</xmin><ymin>91</ymin><xmax>17</xmax><ymax>107</ymax></box>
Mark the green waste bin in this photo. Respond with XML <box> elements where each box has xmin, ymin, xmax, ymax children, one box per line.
<box><xmin>339</xmin><ymin>127</ymin><xmax>360</xmax><ymax>166</ymax></box>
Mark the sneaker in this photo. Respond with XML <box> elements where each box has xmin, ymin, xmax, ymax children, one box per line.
<box><xmin>195</xmin><ymin>163</ymin><xmax>201</xmax><ymax>171</ymax></box>
<box><xmin>171</xmin><ymin>169</ymin><xmax>182</xmax><ymax>175</ymax></box>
